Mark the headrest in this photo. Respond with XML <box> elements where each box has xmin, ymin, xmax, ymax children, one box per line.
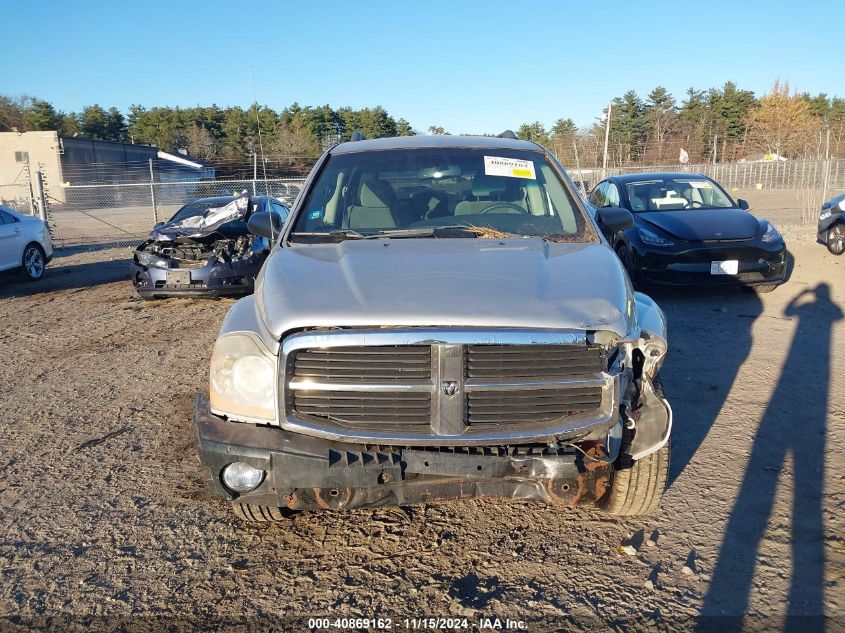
<box><xmin>471</xmin><ymin>174</ymin><xmax>513</xmax><ymax>198</ymax></box>
<box><xmin>359</xmin><ymin>178</ymin><xmax>396</xmax><ymax>207</ymax></box>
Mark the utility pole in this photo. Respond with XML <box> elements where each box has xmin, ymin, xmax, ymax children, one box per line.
<box><xmin>602</xmin><ymin>101</ymin><xmax>612</xmax><ymax>179</ymax></box>
<box><xmin>252</xmin><ymin>152</ymin><xmax>258</xmax><ymax>196</ymax></box>
<box><xmin>822</xmin><ymin>127</ymin><xmax>831</xmax><ymax>203</ymax></box>
<box><xmin>148</xmin><ymin>159</ymin><xmax>158</xmax><ymax>224</ymax></box>
<box><xmin>573</xmin><ymin>141</ymin><xmax>585</xmax><ymax>196</ymax></box>
<box><xmin>34</xmin><ymin>170</ymin><xmax>48</xmax><ymax>222</ymax></box>
<box><xmin>712</xmin><ymin>134</ymin><xmax>718</xmax><ymax>165</ymax></box>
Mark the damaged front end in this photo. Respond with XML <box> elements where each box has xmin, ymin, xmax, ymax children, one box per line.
<box><xmin>194</xmin><ymin>394</ymin><xmax>616</xmax><ymax>511</ymax></box>
<box><xmin>194</xmin><ymin>295</ymin><xmax>672</xmax><ymax>514</ymax></box>
<box><xmin>129</xmin><ymin>197</ymin><xmax>271</xmax><ymax>299</ymax></box>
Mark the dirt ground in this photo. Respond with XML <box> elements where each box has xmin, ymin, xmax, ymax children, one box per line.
<box><xmin>1</xmin><ymin>230</ymin><xmax>844</xmax><ymax>630</ymax></box>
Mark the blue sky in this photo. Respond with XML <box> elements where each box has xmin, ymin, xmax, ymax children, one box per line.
<box><xmin>2</xmin><ymin>0</ymin><xmax>841</xmax><ymax>134</ymax></box>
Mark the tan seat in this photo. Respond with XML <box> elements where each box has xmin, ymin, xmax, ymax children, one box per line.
<box><xmin>346</xmin><ymin>177</ymin><xmax>398</xmax><ymax>230</ymax></box>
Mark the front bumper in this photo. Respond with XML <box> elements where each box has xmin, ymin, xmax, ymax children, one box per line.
<box><xmin>129</xmin><ymin>257</ymin><xmax>260</xmax><ymax>298</ymax></box>
<box><xmin>632</xmin><ymin>240</ymin><xmax>787</xmax><ymax>287</ymax></box>
<box><xmin>193</xmin><ymin>395</ymin><xmax>612</xmax><ymax>511</ymax></box>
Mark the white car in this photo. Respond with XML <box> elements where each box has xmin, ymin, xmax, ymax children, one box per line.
<box><xmin>0</xmin><ymin>205</ymin><xmax>53</xmax><ymax>281</ymax></box>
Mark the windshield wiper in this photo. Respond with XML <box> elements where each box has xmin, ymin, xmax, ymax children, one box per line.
<box><xmin>290</xmin><ymin>229</ymin><xmax>369</xmax><ymax>241</ymax></box>
<box><xmin>372</xmin><ymin>225</ymin><xmax>479</xmax><ymax>239</ymax></box>
<box><xmin>290</xmin><ymin>226</ymin><xmax>480</xmax><ymax>241</ymax></box>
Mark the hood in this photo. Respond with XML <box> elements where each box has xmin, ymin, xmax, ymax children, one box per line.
<box><xmin>257</xmin><ymin>238</ymin><xmax>634</xmax><ymax>338</ymax></box>
<box><xmin>638</xmin><ymin>208</ymin><xmax>759</xmax><ymax>241</ymax></box>
<box><xmin>151</xmin><ymin>197</ymin><xmax>249</xmax><ymax>241</ymax></box>
<box><xmin>823</xmin><ymin>193</ymin><xmax>845</xmax><ymax>211</ymax></box>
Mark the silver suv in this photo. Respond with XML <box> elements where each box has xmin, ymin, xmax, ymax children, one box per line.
<box><xmin>193</xmin><ymin>135</ymin><xmax>672</xmax><ymax>520</ymax></box>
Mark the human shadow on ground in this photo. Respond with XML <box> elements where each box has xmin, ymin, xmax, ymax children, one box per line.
<box><xmin>701</xmin><ymin>283</ymin><xmax>841</xmax><ymax>630</ymax></box>
<box><xmin>647</xmin><ymin>284</ymin><xmax>763</xmax><ymax>487</ymax></box>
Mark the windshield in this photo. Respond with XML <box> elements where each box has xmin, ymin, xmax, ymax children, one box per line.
<box><xmin>291</xmin><ymin>148</ymin><xmax>591</xmax><ymax>240</ymax></box>
<box><xmin>625</xmin><ymin>177</ymin><xmax>734</xmax><ymax>212</ymax></box>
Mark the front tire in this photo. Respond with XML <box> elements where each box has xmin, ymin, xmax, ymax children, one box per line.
<box><xmin>827</xmin><ymin>224</ymin><xmax>845</xmax><ymax>255</ymax></box>
<box><xmin>601</xmin><ymin>377</ymin><xmax>670</xmax><ymax>516</ymax></box>
<box><xmin>231</xmin><ymin>503</ymin><xmax>292</xmax><ymax>522</ymax></box>
<box><xmin>20</xmin><ymin>243</ymin><xmax>46</xmax><ymax>281</ymax></box>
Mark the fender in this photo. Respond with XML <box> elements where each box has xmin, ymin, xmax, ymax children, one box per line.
<box><xmin>629</xmin><ymin>292</ymin><xmax>672</xmax><ymax>460</ymax></box>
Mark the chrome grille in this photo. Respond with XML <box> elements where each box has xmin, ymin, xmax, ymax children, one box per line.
<box><xmin>293</xmin><ymin>345</ymin><xmax>431</xmax><ymax>381</ymax></box>
<box><xmin>467</xmin><ymin>386</ymin><xmax>603</xmax><ymax>428</ymax></box>
<box><xmin>282</xmin><ymin>329</ymin><xmax>617</xmax><ymax>445</ymax></box>
<box><xmin>465</xmin><ymin>344</ymin><xmax>603</xmax><ymax>378</ymax></box>
<box><xmin>292</xmin><ymin>390</ymin><xmax>431</xmax><ymax>429</ymax></box>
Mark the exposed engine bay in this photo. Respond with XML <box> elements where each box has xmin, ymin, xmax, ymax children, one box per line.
<box><xmin>135</xmin><ymin>234</ymin><xmax>267</xmax><ymax>270</ymax></box>
<box><xmin>130</xmin><ymin>195</ymin><xmax>279</xmax><ymax>298</ymax></box>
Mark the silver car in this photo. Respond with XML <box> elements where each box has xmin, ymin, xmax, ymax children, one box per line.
<box><xmin>0</xmin><ymin>205</ymin><xmax>53</xmax><ymax>281</ymax></box>
<box><xmin>193</xmin><ymin>135</ymin><xmax>672</xmax><ymax>520</ymax></box>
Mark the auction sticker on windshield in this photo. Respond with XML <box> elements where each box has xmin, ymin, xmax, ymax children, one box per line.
<box><xmin>484</xmin><ymin>156</ymin><xmax>536</xmax><ymax>179</ymax></box>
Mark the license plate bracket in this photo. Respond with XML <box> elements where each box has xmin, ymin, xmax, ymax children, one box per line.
<box><xmin>166</xmin><ymin>270</ymin><xmax>191</xmax><ymax>286</ymax></box>
<box><xmin>710</xmin><ymin>260</ymin><xmax>739</xmax><ymax>275</ymax></box>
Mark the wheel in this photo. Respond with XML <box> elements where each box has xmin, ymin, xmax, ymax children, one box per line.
<box><xmin>231</xmin><ymin>503</ymin><xmax>292</xmax><ymax>522</ymax></box>
<box><xmin>615</xmin><ymin>243</ymin><xmax>639</xmax><ymax>284</ymax></box>
<box><xmin>827</xmin><ymin>224</ymin><xmax>845</xmax><ymax>255</ymax></box>
<box><xmin>601</xmin><ymin>377</ymin><xmax>670</xmax><ymax>516</ymax></box>
<box><xmin>20</xmin><ymin>243</ymin><xmax>46</xmax><ymax>281</ymax></box>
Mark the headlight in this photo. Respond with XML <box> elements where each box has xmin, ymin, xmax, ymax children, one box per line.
<box><xmin>820</xmin><ymin>208</ymin><xmax>833</xmax><ymax>220</ymax></box>
<box><xmin>637</xmin><ymin>227</ymin><xmax>673</xmax><ymax>247</ymax></box>
<box><xmin>209</xmin><ymin>333</ymin><xmax>277</xmax><ymax>422</ymax></box>
<box><xmin>136</xmin><ymin>250</ymin><xmax>170</xmax><ymax>268</ymax></box>
<box><xmin>761</xmin><ymin>221</ymin><xmax>782</xmax><ymax>243</ymax></box>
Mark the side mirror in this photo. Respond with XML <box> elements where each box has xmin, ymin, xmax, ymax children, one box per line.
<box><xmin>596</xmin><ymin>206</ymin><xmax>634</xmax><ymax>232</ymax></box>
<box><xmin>737</xmin><ymin>199</ymin><xmax>749</xmax><ymax>210</ymax></box>
<box><xmin>153</xmin><ymin>221</ymin><xmax>164</xmax><ymax>229</ymax></box>
<box><xmin>247</xmin><ymin>211</ymin><xmax>282</xmax><ymax>238</ymax></box>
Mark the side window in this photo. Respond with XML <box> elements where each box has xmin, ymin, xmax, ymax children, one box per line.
<box><xmin>605</xmin><ymin>183</ymin><xmax>620</xmax><ymax>207</ymax></box>
<box><xmin>588</xmin><ymin>182</ymin><xmax>607</xmax><ymax>207</ymax></box>
<box><xmin>0</xmin><ymin>209</ymin><xmax>16</xmax><ymax>224</ymax></box>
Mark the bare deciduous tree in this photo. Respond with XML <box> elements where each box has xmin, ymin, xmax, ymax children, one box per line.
<box><xmin>268</xmin><ymin>121</ymin><xmax>320</xmax><ymax>172</ymax></box>
<box><xmin>747</xmin><ymin>81</ymin><xmax>820</xmax><ymax>159</ymax></box>
<box><xmin>184</xmin><ymin>124</ymin><xmax>220</xmax><ymax>160</ymax></box>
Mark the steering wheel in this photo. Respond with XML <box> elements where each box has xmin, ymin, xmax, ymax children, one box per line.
<box><xmin>414</xmin><ymin>191</ymin><xmax>449</xmax><ymax>218</ymax></box>
<box><xmin>480</xmin><ymin>202</ymin><xmax>528</xmax><ymax>214</ymax></box>
<box><xmin>683</xmin><ymin>200</ymin><xmax>704</xmax><ymax>209</ymax></box>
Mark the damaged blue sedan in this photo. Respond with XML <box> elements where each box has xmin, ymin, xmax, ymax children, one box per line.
<box><xmin>130</xmin><ymin>195</ymin><xmax>289</xmax><ymax>299</ymax></box>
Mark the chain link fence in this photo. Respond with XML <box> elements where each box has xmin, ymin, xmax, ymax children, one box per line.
<box><xmin>571</xmin><ymin>158</ymin><xmax>844</xmax><ymax>236</ymax></box>
<box><xmin>569</xmin><ymin>158</ymin><xmax>845</xmax><ymax>193</ymax></box>
<box><xmin>5</xmin><ymin>156</ymin><xmax>844</xmax><ymax>250</ymax></box>
<box><xmin>45</xmin><ymin>178</ymin><xmax>305</xmax><ymax>249</ymax></box>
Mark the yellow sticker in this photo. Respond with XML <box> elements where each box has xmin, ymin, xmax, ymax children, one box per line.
<box><xmin>484</xmin><ymin>156</ymin><xmax>536</xmax><ymax>180</ymax></box>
